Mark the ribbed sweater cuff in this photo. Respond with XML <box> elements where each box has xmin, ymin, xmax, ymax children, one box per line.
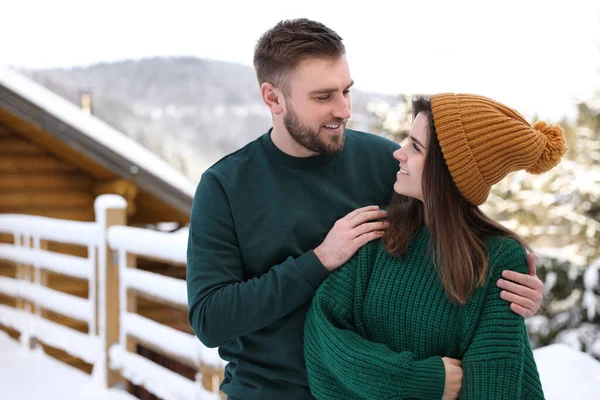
<box><xmin>403</xmin><ymin>356</ymin><xmax>446</xmax><ymax>399</ymax></box>
<box><xmin>462</xmin><ymin>360</ymin><xmax>521</xmax><ymax>399</ymax></box>
<box><xmin>297</xmin><ymin>250</ymin><xmax>330</xmax><ymax>291</ymax></box>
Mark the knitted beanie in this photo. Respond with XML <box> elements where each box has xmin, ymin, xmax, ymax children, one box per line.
<box><xmin>429</xmin><ymin>93</ymin><xmax>568</xmax><ymax>206</ymax></box>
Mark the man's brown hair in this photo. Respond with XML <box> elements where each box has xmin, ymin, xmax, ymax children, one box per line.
<box><xmin>253</xmin><ymin>18</ymin><xmax>345</xmax><ymax>94</ymax></box>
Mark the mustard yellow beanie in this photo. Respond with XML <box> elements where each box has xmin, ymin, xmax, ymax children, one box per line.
<box><xmin>429</xmin><ymin>93</ymin><xmax>568</xmax><ymax>206</ymax></box>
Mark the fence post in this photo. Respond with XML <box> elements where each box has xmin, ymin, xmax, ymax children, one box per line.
<box><xmin>94</xmin><ymin>194</ymin><xmax>127</xmax><ymax>388</ymax></box>
<box><xmin>29</xmin><ymin>238</ymin><xmax>49</xmax><ymax>350</ymax></box>
<box><xmin>34</xmin><ymin>239</ymin><xmax>50</xmax><ymax>320</ymax></box>
<box><xmin>125</xmin><ymin>252</ymin><xmax>137</xmax><ymax>393</ymax></box>
<box><xmin>197</xmin><ymin>362</ymin><xmax>225</xmax><ymax>398</ymax></box>
<box><xmin>15</xmin><ymin>233</ymin><xmax>25</xmax><ymax>311</ymax></box>
<box><xmin>15</xmin><ymin>233</ymin><xmax>24</xmax><ymax>311</ymax></box>
<box><xmin>17</xmin><ymin>233</ymin><xmax>34</xmax><ymax>349</ymax></box>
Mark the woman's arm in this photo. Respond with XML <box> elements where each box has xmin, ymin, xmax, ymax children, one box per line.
<box><xmin>460</xmin><ymin>239</ymin><xmax>544</xmax><ymax>400</ymax></box>
<box><xmin>304</xmin><ymin>243</ymin><xmax>446</xmax><ymax>400</ymax></box>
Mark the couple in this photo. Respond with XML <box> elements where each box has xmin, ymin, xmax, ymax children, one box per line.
<box><xmin>186</xmin><ymin>18</ymin><xmax>566</xmax><ymax>399</ymax></box>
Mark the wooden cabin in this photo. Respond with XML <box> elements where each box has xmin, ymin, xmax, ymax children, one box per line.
<box><xmin>0</xmin><ymin>67</ymin><xmax>207</xmax><ymax>399</ymax></box>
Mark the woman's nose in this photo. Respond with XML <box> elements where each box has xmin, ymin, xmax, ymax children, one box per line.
<box><xmin>393</xmin><ymin>148</ymin><xmax>405</xmax><ymax>162</ymax></box>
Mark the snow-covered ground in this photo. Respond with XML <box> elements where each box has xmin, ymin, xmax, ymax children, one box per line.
<box><xmin>2</xmin><ymin>330</ymin><xmax>599</xmax><ymax>400</ymax></box>
<box><xmin>535</xmin><ymin>343</ymin><xmax>600</xmax><ymax>399</ymax></box>
<box><xmin>0</xmin><ymin>332</ymin><xmax>136</xmax><ymax>400</ymax></box>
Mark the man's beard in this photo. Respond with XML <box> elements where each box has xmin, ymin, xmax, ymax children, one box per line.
<box><xmin>283</xmin><ymin>104</ymin><xmax>345</xmax><ymax>155</ymax></box>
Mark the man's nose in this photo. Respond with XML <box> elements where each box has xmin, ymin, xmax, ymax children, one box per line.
<box><xmin>332</xmin><ymin>96</ymin><xmax>351</xmax><ymax>120</ymax></box>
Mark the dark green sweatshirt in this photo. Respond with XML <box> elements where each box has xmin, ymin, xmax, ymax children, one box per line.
<box><xmin>304</xmin><ymin>229</ymin><xmax>545</xmax><ymax>399</ymax></box>
<box><xmin>186</xmin><ymin>129</ymin><xmax>400</xmax><ymax>400</ymax></box>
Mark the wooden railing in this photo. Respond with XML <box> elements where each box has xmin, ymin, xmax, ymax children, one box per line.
<box><xmin>0</xmin><ymin>194</ymin><xmax>225</xmax><ymax>400</ymax></box>
<box><xmin>0</xmin><ymin>213</ymin><xmax>99</xmax><ymax>364</ymax></box>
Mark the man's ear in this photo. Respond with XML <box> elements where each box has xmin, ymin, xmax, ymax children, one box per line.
<box><xmin>261</xmin><ymin>82</ymin><xmax>284</xmax><ymax>115</ymax></box>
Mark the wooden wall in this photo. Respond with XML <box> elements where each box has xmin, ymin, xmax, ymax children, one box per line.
<box><xmin>0</xmin><ymin>123</ymin><xmax>95</xmax><ymax>221</ymax></box>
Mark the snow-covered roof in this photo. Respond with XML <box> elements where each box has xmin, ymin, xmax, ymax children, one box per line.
<box><xmin>0</xmin><ymin>66</ymin><xmax>197</xmax><ymax>215</ymax></box>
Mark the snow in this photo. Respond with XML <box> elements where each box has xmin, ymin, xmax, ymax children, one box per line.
<box><xmin>583</xmin><ymin>257</ymin><xmax>600</xmax><ymax>321</ymax></box>
<box><xmin>0</xmin><ymin>277</ymin><xmax>90</xmax><ymax>322</ymax></box>
<box><xmin>0</xmin><ymin>243</ymin><xmax>92</xmax><ymax>279</ymax></box>
<box><xmin>534</xmin><ymin>343</ymin><xmax>600</xmax><ymax>399</ymax></box>
<box><xmin>3</xmin><ymin>326</ymin><xmax>600</xmax><ymax>399</ymax></box>
<box><xmin>108</xmin><ymin>225</ymin><xmax>187</xmax><ymax>264</ymax></box>
<box><xmin>0</xmin><ymin>331</ymin><xmax>136</xmax><ymax>400</ymax></box>
<box><xmin>583</xmin><ymin>290</ymin><xmax>599</xmax><ymax>321</ymax></box>
<box><xmin>122</xmin><ymin>267</ymin><xmax>187</xmax><ymax>307</ymax></box>
<box><xmin>109</xmin><ymin>344</ymin><xmax>220</xmax><ymax>400</ymax></box>
<box><xmin>556</xmin><ymin>323</ymin><xmax>600</xmax><ymax>359</ymax></box>
<box><xmin>123</xmin><ymin>312</ymin><xmax>196</xmax><ymax>364</ymax></box>
<box><xmin>0</xmin><ymin>275</ymin><xmax>19</xmax><ymax>297</ymax></box>
<box><xmin>536</xmin><ymin>246</ymin><xmax>587</xmax><ymax>267</ymax></box>
<box><xmin>0</xmin><ymin>304</ymin><xmax>99</xmax><ymax>364</ymax></box>
<box><xmin>584</xmin><ymin>258</ymin><xmax>600</xmax><ymax>290</ymax></box>
<box><xmin>527</xmin><ymin>315</ymin><xmax>551</xmax><ymax>338</ymax></box>
<box><xmin>122</xmin><ymin>312</ymin><xmax>224</xmax><ymax>369</ymax></box>
<box><xmin>94</xmin><ymin>195</ymin><xmax>128</xmax><ymax>217</ymax></box>
<box><xmin>0</xmin><ymin>67</ymin><xmax>197</xmax><ymax>199</ymax></box>
<box><xmin>27</xmin><ymin>281</ymin><xmax>90</xmax><ymax>322</ymax></box>
<box><xmin>0</xmin><ymin>214</ymin><xmax>99</xmax><ymax>246</ymax></box>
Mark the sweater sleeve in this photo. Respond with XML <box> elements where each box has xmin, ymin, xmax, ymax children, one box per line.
<box><xmin>304</xmin><ymin>244</ymin><xmax>446</xmax><ymax>400</ymax></box>
<box><xmin>461</xmin><ymin>239</ymin><xmax>539</xmax><ymax>399</ymax></box>
<box><xmin>186</xmin><ymin>172</ymin><xmax>330</xmax><ymax>348</ymax></box>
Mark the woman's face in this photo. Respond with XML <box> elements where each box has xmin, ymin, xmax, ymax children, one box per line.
<box><xmin>392</xmin><ymin>112</ymin><xmax>429</xmax><ymax>201</ymax></box>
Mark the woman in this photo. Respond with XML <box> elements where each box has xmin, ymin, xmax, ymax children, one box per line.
<box><xmin>303</xmin><ymin>93</ymin><xmax>567</xmax><ymax>399</ymax></box>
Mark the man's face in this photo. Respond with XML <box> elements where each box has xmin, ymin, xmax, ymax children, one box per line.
<box><xmin>281</xmin><ymin>56</ymin><xmax>353</xmax><ymax>155</ymax></box>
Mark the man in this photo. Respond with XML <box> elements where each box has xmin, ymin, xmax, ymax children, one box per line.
<box><xmin>186</xmin><ymin>18</ymin><xmax>544</xmax><ymax>400</ymax></box>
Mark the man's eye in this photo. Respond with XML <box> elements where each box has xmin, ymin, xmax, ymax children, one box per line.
<box><xmin>317</xmin><ymin>95</ymin><xmax>331</xmax><ymax>100</ymax></box>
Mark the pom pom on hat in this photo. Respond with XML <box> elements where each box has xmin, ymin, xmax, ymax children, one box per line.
<box><xmin>526</xmin><ymin>121</ymin><xmax>568</xmax><ymax>174</ymax></box>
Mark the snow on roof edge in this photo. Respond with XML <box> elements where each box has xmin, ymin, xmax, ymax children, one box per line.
<box><xmin>0</xmin><ymin>66</ymin><xmax>197</xmax><ymax>198</ymax></box>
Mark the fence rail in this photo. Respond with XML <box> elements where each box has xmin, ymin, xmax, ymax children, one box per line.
<box><xmin>0</xmin><ymin>194</ymin><xmax>224</xmax><ymax>400</ymax></box>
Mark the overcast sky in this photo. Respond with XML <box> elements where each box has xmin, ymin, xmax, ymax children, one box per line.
<box><xmin>2</xmin><ymin>0</ymin><xmax>599</xmax><ymax>121</ymax></box>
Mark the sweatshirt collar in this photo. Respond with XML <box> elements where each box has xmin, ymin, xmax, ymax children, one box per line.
<box><xmin>261</xmin><ymin>128</ymin><xmax>338</xmax><ymax>169</ymax></box>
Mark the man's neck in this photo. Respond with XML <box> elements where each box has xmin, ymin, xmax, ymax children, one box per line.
<box><xmin>270</xmin><ymin>125</ymin><xmax>318</xmax><ymax>158</ymax></box>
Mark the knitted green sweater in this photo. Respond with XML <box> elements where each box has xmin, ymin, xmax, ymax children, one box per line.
<box><xmin>304</xmin><ymin>226</ymin><xmax>545</xmax><ymax>399</ymax></box>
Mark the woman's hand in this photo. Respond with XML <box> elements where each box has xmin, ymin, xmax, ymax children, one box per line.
<box><xmin>442</xmin><ymin>357</ymin><xmax>463</xmax><ymax>399</ymax></box>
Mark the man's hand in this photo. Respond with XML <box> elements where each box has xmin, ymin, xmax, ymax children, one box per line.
<box><xmin>314</xmin><ymin>205</ymin><xmax>389</xmax><ymax>271</ymax></box>
<box><xmin>497</xmin><ymin>253</ymin><xmax>544</xmax><ymax>318</ymax></box>
<box><xmin>442</xmin><ymin>357</ymin><xmax>463</xmax><ymax>400</ymax></box>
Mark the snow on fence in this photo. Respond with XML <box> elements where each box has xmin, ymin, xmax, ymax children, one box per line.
<box><xmin>0</xmin><ymin>212</ymin><xmax>100</xmax><ymax>364</ymax></box>
<box><xmin>0</xmin><ymin>195</ymin><xmax>225</xmax><ymax>400</ymax></box>
<box><xmin>108</xmin><ymin>224</ymin><xmax>225</xmax><ymax>400</ymax></box>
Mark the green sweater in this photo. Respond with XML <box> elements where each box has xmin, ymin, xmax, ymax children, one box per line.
<box><xmin>186</xmin><ymin>128</ymin><xmax>400</xmax><ymax>400</ymax></box>
<box><xmin>304</xmin><ymin>227</ymin><xmax>545</xmax><ymax>400</ymax></box>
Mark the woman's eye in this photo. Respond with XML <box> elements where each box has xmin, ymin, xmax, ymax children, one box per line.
<box><xmin>412</xmin><ymin>142</ymin><xmax>420</xmax><ymax>152</ymax></box>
